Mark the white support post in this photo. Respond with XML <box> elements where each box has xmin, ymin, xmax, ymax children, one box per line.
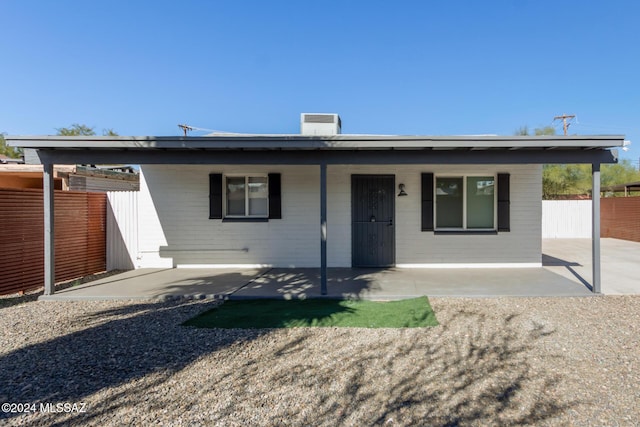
<box><xmin>43</xmin><ymin>163</ymin><xmax>55</xmax><ymax>295</ymax></box>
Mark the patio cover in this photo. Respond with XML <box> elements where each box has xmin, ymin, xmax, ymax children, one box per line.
<box><xmin>7</xmin><ymin>134</ymin><xmax>624</xmax><ymax>295</ymax></box>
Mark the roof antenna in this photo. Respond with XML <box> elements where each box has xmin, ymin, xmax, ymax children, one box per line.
<box><xmin>177</xmin><ymin>124</ymin><xmax>193</xmax><ymax>136</ymax></box>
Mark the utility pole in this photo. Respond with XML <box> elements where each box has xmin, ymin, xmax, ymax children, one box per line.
<box><xmin>553</xmin><ymin>114</ymin><xmax>576</xmax><ymax>135</ymax></box>
<box><xmin>177</xmin><ymin>124</ymin><xmax>193</xmax><ymax>136</ymax></box>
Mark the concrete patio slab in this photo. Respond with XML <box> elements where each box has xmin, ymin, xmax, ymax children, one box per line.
<box><xmin>231</xmin><ymin>267</ymin><xmax>592</xmax><ymax>299</ymax></box>
<box><xmin>39</xmin><ymin>266</ymin><xmax>592</xmax><ymax>302</ymax></box>
<box><xmin>37</xmin><ymin>238</ymin><xmax>639</xmax><ymax>301</ymax></box>
<box><xmin>39</xmin><ymin>268</ymin><xmax>268</xmax><ymax>301</ymax></box>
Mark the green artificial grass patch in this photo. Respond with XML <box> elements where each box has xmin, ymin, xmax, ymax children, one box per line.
<box><xmin>183</xmin><ymin>297</ymin><xmax>438</xmax><ymax>329</ymax></box>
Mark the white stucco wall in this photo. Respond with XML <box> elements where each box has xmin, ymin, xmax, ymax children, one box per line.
<box><xmin>137</xmin><ymin>164</ymin><xmax>542</xmax><ymax>268</ymax></box>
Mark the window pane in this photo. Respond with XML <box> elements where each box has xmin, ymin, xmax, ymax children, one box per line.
<box><xmin>248</xmin><ymin>176</ymin><xmax>268</xmax><ymax>216</ymax></box>
<box><xmin>436</xmin><ymin>177</ymin><xmax>463</xmax><ymax>228</ymax></box>
<box><xmin>467</xmin><ymin>176</ymin><xmax>494</xmax><ymax>228</ymax></box>
<box><xmin>227</xmin><ymin>177</ymin><xmax>245</xmax><ymax>216</ymax></box>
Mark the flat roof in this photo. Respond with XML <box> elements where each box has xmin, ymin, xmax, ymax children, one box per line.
<box><xmin>6</xmin><ymin>134</ymin><xmax>624</xmax><ymax>166</ymax></box>
<box><xmin>7</xmin><ymin>134</ymin><xmax>625</xmax><ymax>150</ymax></box>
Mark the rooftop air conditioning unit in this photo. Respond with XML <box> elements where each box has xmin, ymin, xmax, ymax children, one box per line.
<box><xmin>300</xmin><ymin>113</ymin><xmax>341</xmax><ymax>135</ymax></box>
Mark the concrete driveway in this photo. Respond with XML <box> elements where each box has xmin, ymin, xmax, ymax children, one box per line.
<box><xmin>542</xmin><ymin>238</ymin><xmax>640</xmax><ymax>295</ymax></box>
<box><xmin>39</xmin><ymin>238</ymin><xmax>639</xmax><ymax>301</ymax></box>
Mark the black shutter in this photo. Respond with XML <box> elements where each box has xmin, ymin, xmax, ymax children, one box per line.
<box><xmin>497</xmin><ymin>173</ymin><xmax>510</xmax><ymax>232</ymax></box>
<box><xmin>209</xmin><ymin>173</ymin><xmax>222</xmax><ymax>219</ymax></box>
<box><xmin>268</xmin><ymin>173</ymin><xmax>282</xmax><ymax>219</ymax></box>
<box><xmin>421</xmin><ymin>173</ymin><xmax>434</xmax><ymax>231</ymax></box>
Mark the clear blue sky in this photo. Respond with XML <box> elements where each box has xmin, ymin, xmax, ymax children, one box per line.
<box><xmin>2</xmin><ymin>1</ymin><xmax>639</xmax><ymax>164</ymax></box>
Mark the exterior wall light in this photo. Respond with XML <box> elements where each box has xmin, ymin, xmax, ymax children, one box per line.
<box><xmin>398</xmin><ymin>183</ymin><xmax>408</xmax><ymax>196</ymax></box>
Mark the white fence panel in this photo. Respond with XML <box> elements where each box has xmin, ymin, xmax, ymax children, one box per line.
<box><xmin>106</xmin><ymin>191</ymin><xmax>139</xmax><ymax>270</ymax></box>
<box><xmin>542</xmin><ymin>200</ymin><xmax>591</xmax><ymax>238</ymax></box>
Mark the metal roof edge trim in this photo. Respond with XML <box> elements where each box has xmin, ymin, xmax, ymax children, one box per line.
<box><xmin>6</xmin><ymin>134</ymin><xmax>625</xmax><ymax>150</ymax></box>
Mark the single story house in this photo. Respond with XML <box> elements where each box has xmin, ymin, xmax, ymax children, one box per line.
<box><xmin>8</xmin><ymin>114</ymin><xmax>624</xmax><ymax>295</ymax></box>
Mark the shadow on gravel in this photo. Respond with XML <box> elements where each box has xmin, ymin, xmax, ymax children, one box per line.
<box><xmin>0</xmin><ymin>271</ymin><xmax>124</xmax><ymax>310</ymax></box>
<box><xmin>1</xmin><ymin>302</ymin><xmax>577</xmax><ymax>426</ymax></box>
<box><xmin>0</xmin><ymin>300</ymin><xmax>270</xmax><ymax>425</ymax></box>
<box><xmin>189</xmin><ymin>310</ymin><xmax>576</xmax><ymax>426</ymax></box>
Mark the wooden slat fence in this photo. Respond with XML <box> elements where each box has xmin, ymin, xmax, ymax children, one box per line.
<box><xmin>0</xmin><ymin>188</ymin><xmax>106</xmax><ymax>295</ymax></box>
<box><xmin>601</xmin><ymin>196</ymin><xmax>640</xmax><ymax>242</ymax></box>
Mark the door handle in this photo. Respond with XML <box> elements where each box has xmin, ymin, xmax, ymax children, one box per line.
<box><xmin>389</xmin><ymin>218</ymin><xmax>393</xmax><ymax>226</ymax></box>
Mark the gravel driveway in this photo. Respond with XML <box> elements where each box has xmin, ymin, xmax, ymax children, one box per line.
<box><xmin>1</xmin><ymin>296</ymin><xmax>638</xmax><ymax>426</ymax></box>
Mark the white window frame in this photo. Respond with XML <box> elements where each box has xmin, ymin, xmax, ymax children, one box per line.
<box><xmin>224</xmin><ymin>174</ymin><xmax>269</xmax><ymax>218</ymax></box>
<box><xmin>434</xmin><ymin>174</ymin><xmax>497</xmax><ymax>231</ymax></box>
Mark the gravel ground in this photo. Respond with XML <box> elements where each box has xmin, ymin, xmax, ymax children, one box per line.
<box><xmin>0</xmin><ymin>295</ymin><xmax>638</xmax><ymax>426</ymax></box>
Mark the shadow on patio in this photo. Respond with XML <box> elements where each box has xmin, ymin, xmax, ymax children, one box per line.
<box><xmin>542</xmin><ymin>254</ymin><xmax>592</xmax><ymax>291</ymax></box>
<box><xmin>233</xmin><ymin>267</ymin><xmax>594</xmax><ymax>299</ymax></box>
<box><xmin>38</xmin><ymin>268</ymin><xmax>269</xmax><ymax>301</ymax></box>
<box><xmin>35</xmin><ymin>265</ymin><xmax>594</xmax><ymax>302</ymax></box>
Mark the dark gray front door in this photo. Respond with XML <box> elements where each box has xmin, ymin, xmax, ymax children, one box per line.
<box><xmin>352</xmin><ymin>175</ymin><xmax>395</xmax><ymax>267</ymax></box>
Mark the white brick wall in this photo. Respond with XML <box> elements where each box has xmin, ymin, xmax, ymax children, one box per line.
<box><xmin>137</xmin><ymin>164</ymin><xmax>542</xmax><ymax>268</ymax></box>
<box><xmin>138</xmin><ymin>165</ymin><xmax>320</xmax><ymax>268</ymax></box>
<box><xmin>329</xmin><ymin>164</ymin><xmax>542</xmax><ymax>266</ymax></box>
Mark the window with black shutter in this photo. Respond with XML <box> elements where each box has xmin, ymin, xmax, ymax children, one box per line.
<box><xmin>422</xmin><ymin>172</ymin><xmax>510</xmax><ymax>233</ymax></box>
<box><xmin>210</xmin><ymin>173</ymin><xmax>281</xmax><ymax>221</ymax></box>
<box><xmin>421</xmin><ymin>173</ymin><xmax>434</xmax><ymax>231</ymax></box>
<box><xmin>497</xmin><ymin>173</ymin><xmax>510</xmax><ymax>232</ymax></box>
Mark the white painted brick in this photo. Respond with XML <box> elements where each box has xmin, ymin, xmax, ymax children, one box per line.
<box><xmin>137</xmin><ymin>164</ymin><xmax>542</xmax><ymax>268</ymax></box>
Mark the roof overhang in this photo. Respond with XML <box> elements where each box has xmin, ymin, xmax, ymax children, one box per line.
<box><xmin>7</xmin><ymin>134</ymin><xmax>624</xmax><ymax>165</ymax></box>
